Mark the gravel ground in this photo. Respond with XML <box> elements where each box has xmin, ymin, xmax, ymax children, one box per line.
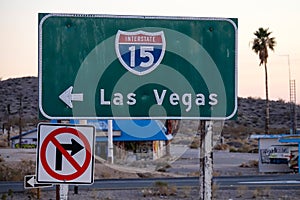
<box><xmin>1</xmin><ymin>148</ymin><xmax>300</xmax><ymax>199</ymax></box>
<box><xmin>6</xmin><ymin>185</ymin><xmax>300</xmax><ymax>200</ymax></box>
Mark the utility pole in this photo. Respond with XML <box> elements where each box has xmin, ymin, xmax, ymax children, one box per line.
<box><xmin>18</xmin><ymin>94</ymin><xmax>23</xmax><ymax>148</ymax></box>
<box><xmin>290</xmin><ymin>80</ymin><xmax>297</xmax><ymax>134</ymax></box>
<box><xmin>279</xmin><ymin>54</ymin><xmax>297</xmax><ymax>134</ymax></box>
<box><xmin>6</xmin><ymin>104</ymin><xmax>11</xmax><ymax>147</ymax></box>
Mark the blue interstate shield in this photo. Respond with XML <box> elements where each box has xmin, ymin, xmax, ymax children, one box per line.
<box><xmin>115</xmin><ymin>30</ymin><xmax>166</xmax><ymax>76</ymax></box>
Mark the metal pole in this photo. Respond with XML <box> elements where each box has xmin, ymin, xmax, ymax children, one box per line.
<box><xmin>56</xmin><ymin>119</ymin><xmax>75</xmax><ymax>200</ymax></box>
<box><xmin>56</xmin><ymin>185</ymin><xmax>60</xmax><ymax>200</ymax></box>
<box><xmin>74</xmin><ymin>185</ymin><xmax>78</xmax><ymax>194</ymax></box>
<box><xmin>107</xmin><ymin>120</ymin><xmax>114</xmax><ymax>164</ymax></box>
<box><xmin>204</xmin><ymin>121</ymin><xmax>213</xmax><ymax>200</ymax></box>
<box><xmin>37</xmin><ymin>188</ymin><xmax>40</xmax><ymax>199</ymax></box>
<box><xmin>56</xmin><ymin>120</ymin><xmax>61</xmax><ymax>200</ymax></box>
<box><xmin>199</xmin><ymin>120</ymin><xmax>213</xmax><ymax>200</ymax></box>
<box><xmin>59</xmin><ymin>184</ymin><xmax>69</xmax><ymax>200</ymax></box>
<box><xmin>199</xmin><ymin>120</ymin><xmax>205</xmax><ymax>199</ymax></box>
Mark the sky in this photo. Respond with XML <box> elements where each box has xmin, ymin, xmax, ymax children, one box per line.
<box><xmin>0</xmin><ymin>0</ymin><xmax>300</xmax><ymax>104</ymax></box>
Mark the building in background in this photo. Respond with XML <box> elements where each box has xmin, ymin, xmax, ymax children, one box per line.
<box><xmin>10</xmin><ymin>129</ymin><xmax>37</xmax><ymax>148</ymax></box>
<box><xmin>11</xmin><ymin>120</ymin><xmax>172</xmax><ymax>161</ymax></box>
<box><xmin>89</xmin><ymin>120</ymin><xmax>172</xmax><ymax>161</ymax></box>
<box><xmin>250</xmin><ymin>134</ymin><xmax>299</xmax><ymax>173</ymax></box>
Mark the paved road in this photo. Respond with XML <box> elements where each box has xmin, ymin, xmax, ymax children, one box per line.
<box><xmin>1</xmin><ymin>147</ymin><xmax>298</xmax><ymax>194</ymax></box>
<box><xmin>215</xmin><ymin>174</ymin><xmax>300</xmax><ymax>189</ymax></box>
<box><xmin>1</xmin><ymin>174</ymin><xmax>300</xmax><ymax>193</ymax></box>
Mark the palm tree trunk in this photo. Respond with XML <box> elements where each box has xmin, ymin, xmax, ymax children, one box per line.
<box><xmin>264</xmin><ymin>63</ymin><xmax>270</xmax><ymax>134</ymax></box>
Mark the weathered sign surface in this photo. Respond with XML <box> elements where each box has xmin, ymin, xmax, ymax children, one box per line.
<box><xmin>39</xmin><ymin>13</ymin><xmax>237</xmax><ymax>119</ymax></box>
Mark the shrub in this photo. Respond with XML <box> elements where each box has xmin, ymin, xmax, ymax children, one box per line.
<box><xmin>189</xmin><ymin>137</ymin><xmax>199</xmax><ymax>149</ymax></box>
<box><xmin>146</xmin><ymin>181</ymin><xmax>178</xmax><ymax>197</ymax></box>
<box><xmin>240</xmin><ymin>160</ymin><xmax>258</xmax><ymax>168</ymax></box>
<box><xmin>214</xmin><ymin>143</ymin><xmax>229</xmax><ymax>151</ymax></box>
<box><xmin>0</xmin><ymin>160</ymin><xmax>35</xmax><ymax>181</ymax></box>
<box><xmin>236</xmin><ymin>185</ymin><xmax>248</xmax><ymax>197</ymax></box>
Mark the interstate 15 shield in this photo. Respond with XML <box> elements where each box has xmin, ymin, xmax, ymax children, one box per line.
<box><xmin>115</xmin><ymin>30</ymin><xmax>166</xmax><ymax>76</ymax></box>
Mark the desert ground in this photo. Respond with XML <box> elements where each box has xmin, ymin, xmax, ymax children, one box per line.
<box><xmin>1</xmin><ymin>145</ymin><xmax>300</xmax><ymax>200</ymax></box>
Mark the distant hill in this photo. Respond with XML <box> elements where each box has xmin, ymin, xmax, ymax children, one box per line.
<box><xmin>0</xmin><ymin>77</ymin><xmax>299</xmax><ymax>139</ymax></box>
<box><xmin>223</xmin><ymin>97</ymin><xmax>299</xmax><ymax>142</ymax></box>
<box><xmin>0</xmin><ymin>77</ymin><xmax>38</xmax><ymax>132</ymax></box>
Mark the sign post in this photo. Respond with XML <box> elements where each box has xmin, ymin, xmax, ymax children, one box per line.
<box><xmin>204</xmin><ymin>121</ymin><xmax>213</xmax><ymax>200</ymax></box>
<box><xmin>107</xmin><ymin>120</ymin><xmax>114</xmax><ymax>164</ymax></box>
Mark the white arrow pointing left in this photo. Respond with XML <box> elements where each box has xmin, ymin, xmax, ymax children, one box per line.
<box><xmin>59</xmin><ymin>86</ymin><xmax>83</xmax><ymax>108</ymax></box>
<box><xmin>24</xmin><ymin>175</ymin><xmax>53</xmax><ymax>189</ymax></box>
<box><xmin>27</xmin><ymin>176</ymin><xmax>35</xmax><ymax>187</ymax></box>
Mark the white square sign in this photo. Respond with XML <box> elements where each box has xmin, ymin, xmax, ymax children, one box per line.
<box><xmin>36</xmin><ymin>123</ymin><xmax>95</xmax><ymax>184</ymax></box>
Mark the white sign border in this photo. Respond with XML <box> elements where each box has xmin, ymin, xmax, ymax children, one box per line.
<box><xmin>36</xmin><ymin>123</ymin><xmax>95</xmax><ymax>185</ymax></box>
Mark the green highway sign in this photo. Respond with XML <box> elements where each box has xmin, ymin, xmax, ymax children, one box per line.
<box><xmin>38</xmin><ymin>13</ymin><xmax>237</xmax><ymax>120</ymax></box>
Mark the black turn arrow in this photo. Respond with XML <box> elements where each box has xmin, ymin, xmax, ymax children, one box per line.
<box><xmin>55</xmin><ymin>139</ymin><xmax>84</xmax><ymax>171</ymax></box>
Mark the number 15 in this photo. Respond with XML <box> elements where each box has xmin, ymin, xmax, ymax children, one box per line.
<box><xmin>129</xmin><ymin>46</ymin><xmax>154</xmax><ymax>68</ymax></box>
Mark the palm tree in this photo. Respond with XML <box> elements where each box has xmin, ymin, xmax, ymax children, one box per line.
<box><xmin>251</xmin><ymin>27</ymin><xmax>276</xmax><ymax>134</ymax></box>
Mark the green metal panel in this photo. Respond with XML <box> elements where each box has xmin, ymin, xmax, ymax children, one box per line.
<box><xmin>38</xmin><ymin>13</ymin><xmax>237</xmax><ymax>119</ymax></box>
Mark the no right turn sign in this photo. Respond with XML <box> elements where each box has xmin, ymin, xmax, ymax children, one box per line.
<box><xmin>36</xmin><ymin>123</ymin><xmax>95</xmax><ymax>184</ymax></box>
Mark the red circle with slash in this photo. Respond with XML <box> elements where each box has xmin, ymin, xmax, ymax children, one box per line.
<box><xmin>40</xmin><ymin>127</ymin><xmax>91</xmax><ymax>181</ymax></box>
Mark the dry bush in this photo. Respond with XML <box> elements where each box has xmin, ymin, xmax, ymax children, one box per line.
<box><xmin>181</xmin><ymin>187</ymin><xmax>191</xmax><ymax>198</ymax></box>
<box><xmin>252</xmin><ymin>188</ymin><xmax>260</xmax><ymax>198</ymax></box>
<box><xmin>142</xmin><ymin>181</ymin><xmax>178</xmax><ymax>197</ymax></box>
<box><xmin>249</xmin><ymin>160</ymin><xmax>258</xmax><ymax>167</ymax></box>
<box><xmin>212</xmin><ymin>171</ymin><xmax>221</xmax><ymax>177</ymax></box>
<box><xmin>155</xmin><ymin>161</ymin><xmax>171</xmax><ymax>172</ymax></box>
<box><xmin>212</xmin><ymin>183</ymin><xmax>219</xmax><ymax>199</ymax></box>
<box><xmin>154</xmin><ymin>181</ymin><xmax>169</xmax><ymax>196</ymax></box>
<box><xmin>214</xmin><ymin>143</ymin><xmax>229</xmax><ymax>151</ymax></box>
<box><xmin>252</xmin><ymin>187</ymin><xmax>270</xmax><ymax>198</ymax></box>
<box><xmin>236</xmin><ymin>185</ymin><xmax>248</xmax><ymax>198</ymax></box>
<box><xmin>189</xmin><ymin>137</ymin><xmax>200</xmax><ymax>149</ymax></box>
<box><xmin>188</xmin><ymin>171</ymin><xmax>200</xmax><ymax>177</ymax></box>
<box><xmin>0</xmin><ymin>159</ymin><xmax>35</xmax><ymax>181</ymax></box>
<box><xmin>237</xmin><ymin>144</ymin><xmax>253</xmax><ymax>153</ymax></box>
<box><xmin>0</xmin><ymin>140</ymin><xmax>8</xmax><ymax>147</ymax></box>
<box><xmin>100</xmin><ymin>171</ymin><xmax>112</xmax><ymax>178</ymax></box>
<box><xmin>169</xmin><ymin>185</ymin><xmax>178</xmax><ymax>196</ymax></box>
<box><xmin>240</xmin><ymin>160</ymin><xmax>258</xmax><ymax>168</ymax></box>
<box><xmin>229</xmin><ymin>147</ymin><xmax>238</xmax><ymax>152</ymax></box>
